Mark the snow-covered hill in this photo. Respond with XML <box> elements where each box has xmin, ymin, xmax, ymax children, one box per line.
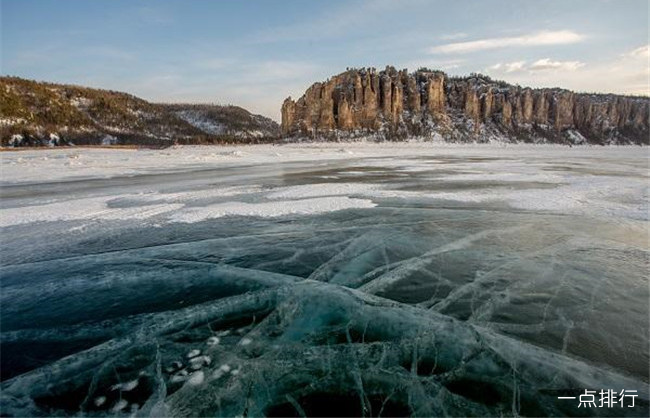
<box><xmin>0</xmin><ymin>77</ymin><xmax>280</xmax><ymax>147</ymax></box>
<box><xmin>162</xmin><ymin>104</ymin><xmax>279</xmax><ymax>139</ymax></box>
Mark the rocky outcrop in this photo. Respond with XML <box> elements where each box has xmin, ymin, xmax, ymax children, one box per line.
<box><xmin>281</xmin><ymin>67</ymin><xmax>650</xmax><ymax>144</ymax></box>
<box><xmin>282</xmin><ymin>67</ymin><xmax>450</xmax><ymax>136</ymax></box>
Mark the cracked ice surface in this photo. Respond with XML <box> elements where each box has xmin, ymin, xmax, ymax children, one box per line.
<box><xmin>1</xmin><ymin>144</ymin><xmax>648</xmax><ymax>417</ymax></box>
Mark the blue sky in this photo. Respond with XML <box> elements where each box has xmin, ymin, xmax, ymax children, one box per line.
<box><xmin>2</xmin><ymin>0</ymin><xmax>648</xmax><ymax>121</ymax></box>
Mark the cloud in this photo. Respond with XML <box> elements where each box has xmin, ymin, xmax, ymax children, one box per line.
<box><xmin>504</xmin><ymin>61</ymin><xmax>526</xmax><ymax>73</ymax></box>
<box><xmin>429</xmin><ymin>30</ymin><xmax>585</xmax><ymax>54</ymax></box>
<box><xmin>488</xmin><ymin>59</ymin><xmax>585</xmax><ymax>74</ymax></box>
<box><xmin>483</xmin><ymin>47</ymin><xmax>648</xmax><ymax>97</ymax></box>
<box><xmin>529</xmin><ymin>58</ymin><xmax>585</xmax><ymax>72</ymax></box>
<box><xmin>623</xmin><ymin>44</ymin><xmax>649</xmax><ymax>59</ymax></box>
<box><xmin>488</xmin><ymin>61</ymin><xmax>526</xmax><ymax>73</ymax></box>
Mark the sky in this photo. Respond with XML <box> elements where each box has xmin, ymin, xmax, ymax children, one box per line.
<box><xmin>1</xmin><ymin>0</ymin><xmax>648</xmax><ymax>121</ymax></box>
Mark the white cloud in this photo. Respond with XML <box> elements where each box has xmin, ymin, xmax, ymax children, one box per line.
<box><xmin>489</xmin><ymin>61</ymin><xmax>527</xmax><ymax>73</ymax></box>
<box><xmin>483</xmin><ymin>47</ymin><xmax>648</xmax><ymax>97</ymax></box>
<box><xmin>529</xmin><ymin>58</ymin><xmax>585</xmax><ymax>72</ymax></box>
<box><xmin>504</xmin><ymin>61</ymin><xmax>527</xmax><ymax>73</ymax></box>
<box><xmin>624</xmin><ymin>44</ymin><xmax>649</xmax><ymax>59</ymax></box>
<box><xmin>487</xmin><ymin>59</ymin><xmax>585</xmax><ymax>74</ymax></box>
<box><xmin>429</xmin><ymin>30</ymin><xmax>585</xmax><ymax>54</ymax></box>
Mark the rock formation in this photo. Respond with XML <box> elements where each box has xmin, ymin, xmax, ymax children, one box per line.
<box><xmin>281</xmin><ymin>67</ymin><xmax>650</xmax><ymax>144</ymax></box>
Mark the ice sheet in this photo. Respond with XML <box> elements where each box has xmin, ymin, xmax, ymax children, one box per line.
<box><xmin>1</xmin><ymin>280</ymin><xmax>647</xmax><ymax>417</ymax></box>
<box><xmin>1</xmin><ymin>144</ymin><xmax>648</xmax><ymax>417</ymax></box>
<box><xmin>2</xmin><ymin>143</ymin><xmax>648</xmax><ymax>184</ymax></box>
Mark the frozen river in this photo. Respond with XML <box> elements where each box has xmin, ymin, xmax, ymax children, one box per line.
<box><xmin>1</xmin><ymin>144</ymin><xmax>648</xmax><ymax>416</ymax></box>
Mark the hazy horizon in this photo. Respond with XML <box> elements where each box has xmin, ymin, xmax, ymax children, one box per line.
<box><xmin>2</xmin><ymin>0</ymin><xmax>648</xmax><ymax>121</ymax></box>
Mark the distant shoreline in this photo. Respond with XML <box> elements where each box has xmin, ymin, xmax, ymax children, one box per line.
<box><xmin>0</xmin><ymin>145</ymin><xmax>144</xmax><ymax>152</ymax></box>
<box><xmin>1</xmin><ymin>141</ymin><xmax>647</xmax><ymax>152</ymax></box>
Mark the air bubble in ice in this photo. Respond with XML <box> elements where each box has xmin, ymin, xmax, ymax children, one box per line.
<box><xmin>186</xmin><ymin>349</ymin><xmax>201</xmax><ymax>358</ymax></box>
<box><xmin>189</xmin><ymin>355</ymin><xmax>211</xmax><ymax>370</ymax></box>
<box><xmin>110</xmin><ymin>378</ymin><xmax>138</xmax><ymax>392</ymax></box>
<box><xmin>210</xmin><ymin>364</ymin><xmax>232</xmax><ymax>380</ymax></box>
<box><xmin>206</xmin><ymin>336</ymin><xmax>220</xmax><ymax>346</ymax></box>
<box><xmin>188</xmin><ymin>371</ymin><xmax>205</xmax><ymax>385</ymax></box>
<box><xmin>170</xmin><ymin>369</ymin><xmax>189</xmax><ymax>383</ymax></box>
<box><xmin>111</xmin><ymin>399</ymin><xmax>128</xmax><ymax>412</ymax></box>
<box><xmin>122</xmin><ymin>379</ymin><xmax>139</xmax><ymax>391</ymax></box>
<box><xmin>165</xmin><ymin>360</ymin><xmax>183</xmax><ymax>373</ymax></box>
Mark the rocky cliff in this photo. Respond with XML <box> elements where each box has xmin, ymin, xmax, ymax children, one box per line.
<box><xmin>282</xmin><ymin>67</ymin><xmax>650</xmax><ymax>144</ymax></box>
<box><xmin>1</xmin><ymin>77</ymin><xmax>279</xmax><ymax>147</ymax></box>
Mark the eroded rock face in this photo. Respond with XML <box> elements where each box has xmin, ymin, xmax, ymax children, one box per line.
<box><xmin>281</xmin><ymin>67</ymin><xmax>650</xmax><ymax>144</ymax></box>
<box><xmin>281</xmin><ymin>98</ymin><xmax>295</xmax><ymax>135</ymax></box>
<box><xmin>282</xmin><ymin>67</ymin><xmax>449</xmax><ymax>136</ymax></box>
